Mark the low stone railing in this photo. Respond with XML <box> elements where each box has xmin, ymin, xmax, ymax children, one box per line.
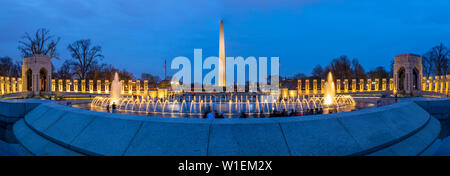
<box><xmin>8</xmin><ymin>98</ymin><xmax>443</xmax><ymax>156</ymax></box>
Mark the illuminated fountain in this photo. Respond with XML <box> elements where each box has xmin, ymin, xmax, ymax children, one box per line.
<box><xmin>91</xmin><ymin>93</ymin><xmax>355</xmax><ymax>118</ymax></box>
<box><xmin>110</xmin><ymin>72</ymin><xmax>122</xmax><ymax>105</ymax></box>
<box><xmin>324</xmin><ymin>72</ymin><xmax>336</xmax><ymax>106</ymax></box>
<box><xmin>90</xmin><ymin>72</ymin><xmax>356</xmax><ymax>118</ymax></box>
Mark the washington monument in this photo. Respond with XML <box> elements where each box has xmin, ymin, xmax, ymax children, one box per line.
<box><xmin>219</xmin><ymin>20</ymin><xmax>226</xmax><ymax>87</ymax></box>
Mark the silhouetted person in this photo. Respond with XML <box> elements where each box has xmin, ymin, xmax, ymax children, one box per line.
<box><xmin>282</xmin><ymin>109</ymin><xmax>288</xmax><ymax>116</ymax></box>
<box><xmin>213</xmin><ymin>110</ymin><xmax>218</xmax><ymax>118</ymax></box>
<box><xmin>207</xmin><ymin>111</ymin><xmax>215</xmax><ymax>119</ymax></box>
<box><xmin>112</xmin><ymin>102</ymin><xmax>117</xmax><ymax>113</ymax></box>
<box><xmin>317</xmin><ymin>108</ymin><xmax>323</xmax><ymax>114</ymax></box>
<box><xmin>271</xmin><ymin>110</ymin><xmax>279</xmax><ymax>117</ymax></box>
<box><xmin>106</xmin><ymin>104</ymin><xmax>110</xmax><ymax>112</ymax></box>
<box><xmin>204</xmin><ymin>106</ymin><xmax>212</xmax><ymax>119</ymax></box>
<box><xmin>289</xmin><ymin>109</ymin><xmax>295</xmax><ymax>116</ymax></box>
<box><xmin>240</xmin><ymin>112</ymin><xmax>247</xmax><ymax>118</ymax></box>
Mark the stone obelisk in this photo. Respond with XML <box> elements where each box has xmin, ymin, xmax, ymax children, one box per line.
<box><xmin>218</xmin><ymin>20</ymin><xmax>226</xmax><ymax>87</ymax></box>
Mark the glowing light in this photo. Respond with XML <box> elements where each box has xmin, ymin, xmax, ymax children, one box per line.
<box><xmin>323</xmin><ymin>72</ymin><xmax>336</xmax><ymax>106</ymax></box>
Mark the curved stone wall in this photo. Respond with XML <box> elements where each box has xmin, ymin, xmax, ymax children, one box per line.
<box><xmin>0</xmin><ymin>99</ymin><xmax>41</xmax><ymax>123</ymax></box>
<box><xmin>11</xmin><ymin>99</ymin><xmax>442</xmax><ymax>156</ymax></box>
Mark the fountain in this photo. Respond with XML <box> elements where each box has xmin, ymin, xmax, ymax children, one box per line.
<box><xmin>89</xmin><ymin>93</ymin><xmax>355</xmax><ymax>118</ymax></box>
<box><xmin>87</xmin><ymin>72</ymin><xmax>356</xmax><ymax>118</ymax></box>
<box><xmin>109</xmin><ymin>72</ymin><xmax>122</xmax><ymax>105</ymax></box>
<box><xmin>323</xmin><ymin>72</ymin><xmax>336</xmax><ymax>106</ymax></box>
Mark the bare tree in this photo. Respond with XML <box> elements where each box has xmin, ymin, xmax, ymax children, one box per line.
<box><xmin>18</xmin><ymin>28</ymin><xmax>60</xmax><ymax>58</ymax></box>
<box><xmin>367</xmin><ymin>66</ymin><xmax>389</xmax><ymax>79</ymax></box>
<box><xmin>67</xmin><ymin>39</ymin><xmax>104</xmax><ymax>80</ymax></box>
<box><xmin>351</xmin><ymin>58</ymin><xmax>366</xmax><ymax>79</ymax></box>
<box><xmin>118</xmin><ymin>69</ymin><xmax>134</xmax><ymax>81</ymax></box>
<box><xmin>54</xmin><ymin>60</ymin><xmax>73</xmax><ymax>79</ymax></box>
<box><xmin>311</xmin><ymin>64</ymin><xmax>324</xmax><ymax>79</ymax></box>
<box><xmin>422</xmin><ymin>55</ymin><xmax>433</xmax><ymax>78</ymax></box>
<box><xmin>326</xmin><ymin>56</ymin><xmax>353</xmax><ymax>80</ymax></box>
<box><xmin>0</xmin><ymin>57</ymin><xmax>22</xmax><ymax>77</ymax></box>
<box><xmin>423</xmin><ymin>43</ymin><xmax>449</xmax><ymax>77</ymax></box>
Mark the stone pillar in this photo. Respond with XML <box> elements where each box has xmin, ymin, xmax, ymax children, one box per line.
<box><xmin>157</xmin><ymin>88</ymin><xmax>168</xmax><ymax>99</ymax></box>
<box><xmin>382</xmin><ymin>78</ymin><xmax>386</xmax><ymax>91</ymax></box>
<box><xmin>367</xmin><ymin>79</ymin><xmax>372</xmax><ymax>91</ymax></box>
<box><xmin>144</xmin><ymin>80</ymin><xmax>148</xmax><ymax>95</ymax></box>
<box><xmin>81</xmin><ymin>80</ymin><xmax>86</xmax><ymax>93</ymax></box>
<box><xmin>58</xmin><ymin>79</ymin><xmax>63</xmax><ymax>92</ymax></box>
<box><xmin>344</xmin><ymin>79</ymin><xmax>348</xmax><ymax>93</ymax></box>
<box><xmin>281</xmin><ymin>88</ymin><xmax>288</xmax><ymax>99</ymax></box>
<box><xmin>51</xmin><ymin>79</ymin><xmax>56</xmax><ymax>92</ymax></box>
<box><xmin>149</xmin><ymin>90</ymin><xmax>156</xmax><ymax>99</ymax></box>
<box><xmin>305</xmin><ymin>80</ymin><xmax>309</xmax><ymax>94</ymax></box>
<box><xmin>422</xmin><ymin>77</ymin><xmax>427</xmax><ymax>91</ymax></box>
<box><xmin>313</xmin><ymin>79</ymin><xmax>317</xmax><ymax>94</ymax></box>
<box><xmin>389</xmin><ymin>78</ymin><xmax>394</xmax><ymax>91</ymax></box>
<box><xmin>0</xmin><ymin>77</ymin><xmax>4</xmax><ymax>94</ymax></box>
<box><xmin>66</xmin><ymin>79</ymin><xmax>71</xmax><ymax>92</ymax></box>
<box><xmin>321</xmin><ymin>79</ymin><xmax>325</xmax><ymax>94</ymax></box>
<box><xmin>289</xmin><ymin>90</ymin><xmax>297</xmax><ymax>99</ymax></box>
<box><xmin>89</xmin><ymin>80</ymin><xmax>94</xmax><ymax>93</ymax></box>
<box><xmin>11</xmin><ymin>77</ymin><xmax>16</xmax><ymax>93</ymax></box>
<box><xmin>46</xmin><ymin>73</ymin><xmax>51</xmax><ymax>92</ymax></box>
<box><xmin>128</xmin><ymin>80</ymin><xmax>133</xmax><ymax>94</ymax></box>
<box><xmin>5</xmin><ymin>77</ymin><xmax>10</xmax><ymax>94</ymax></box>
<box><xmin>297</xmin><ymin>80</ymin><xmax>302</xmax><ymax>95</ymax></box>
<box><xmin>121</xmin><ymin>80</ymin><xmax>125</xmax><ymax>94</ymax></box>
<box><xmin>18</xmin><ymin>78</ymin><xmax>23</xmax><ymax>92</ymax></box>
<box><xmin>136</xmin><ymin>80</ymin><xmax>141</xmax><ymax>95</ymax></box>
<box><xmin>352</xmin><ymin>79</ymin><xmax>356</xmax><ymax>92</ymax></box>
<box><xmin>435</xmin><ymin>76</ymin><xmax>439</xmax><ymax>92</ymax></box>
<box><xmin>359</xmin><ymin>79</ymin><xmax>364</xmax><ymax>92</ymax></box>
<box><xmin>33</xmin><ymin>73</ymin><xmax>39</xmax><ymax>94</ymax></box>
<box><xmin>336</xmin><ymin>79</ymin><xmax>341</xmax><ymax>93</ymax></box>
<box><xmin>446</xmin><ymin>75</ymin><xmax>450</xmax><ymax>93</ymax></box>
<box><xmin>74</xmin><ymin>80</ymin><xmax>78</xmax><ymax>92</ymax></box>
<box><xmin>440</xmin><ymin>75</ymin><xmax>445</xmax><ymax>92</ymax></box>
<box><xmin>80</xmin><ymin>79</ymin><xmax>86</xmax><ymax>93</ymax></box>
<box><xmin>374</xmin><ymin>78</ymin><xmax>379</xmax><ymax>91</ymax></box>
<box><xmin>97</xmin><ymin>80</ymin><xmax>102</xmax><ymax>94</ymax></box>
<box><xmin>105</xmin><ymin>80</ymin><xmax>110</xmax><ymax>94</ymax></box>
<box><xmin>428</xmin><ymin>76</ymin><xmax>433</xmax><ymax>91</ymax></box>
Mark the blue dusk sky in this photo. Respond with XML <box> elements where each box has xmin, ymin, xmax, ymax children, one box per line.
<box><xmin>0</xmin><ymin>0</ymin><xmax>449</xmax><ymax>78</ymax></box>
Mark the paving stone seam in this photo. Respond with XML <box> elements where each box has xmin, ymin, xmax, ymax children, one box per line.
<box><xmin>121</xmin><ymin>121</ymin><xmax>145</xmax><ymax>156</ymax></box>
<box><xmin>277</xmin><ymin>122</ymin><xmax>292</xmax><ymax>156</ymax></box>
<box><xmin>417</xmin><ymin>115</ymin><xmax>441</xmax><ymax>156</ymax></box>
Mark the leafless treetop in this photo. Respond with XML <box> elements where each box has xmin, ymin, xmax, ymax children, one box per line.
<box><xmin>18</xmin><ymin>28</ymin><xmax>60</xmax><ymax>59</ymax></box>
